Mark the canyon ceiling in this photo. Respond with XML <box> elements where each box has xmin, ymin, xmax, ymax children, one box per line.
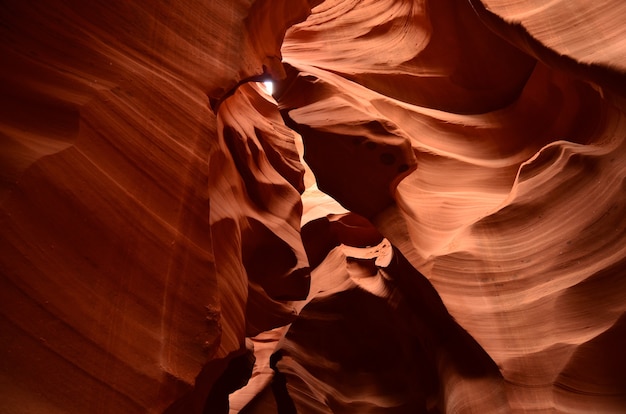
<box><xmin>1</xmin><ymin>0</ymin><xmax>626</xmax><ymax>413</ymax></box>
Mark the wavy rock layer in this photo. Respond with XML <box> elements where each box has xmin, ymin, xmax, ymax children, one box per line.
<box><xmin>1</xmin><ymin>1</ymin><xmax>313</xmax><ymax>413</ymax></box>
<box><xmin>2</xmin><ymin>0</ymin><xmax>626</xmax><ymax>413</ymax></box>
<box><xmin>270</xmin><ymin>0</ymin><xmax>626</xmax><ymax>413</ymax></box>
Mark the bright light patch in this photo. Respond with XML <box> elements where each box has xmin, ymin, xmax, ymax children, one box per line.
<box><xmin>263</xmin><ymin>81</ymin><xmax>273</xmax><ymax>95</ymax></box>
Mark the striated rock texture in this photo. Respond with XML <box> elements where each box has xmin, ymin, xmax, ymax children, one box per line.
<box><xmin>0</xmin><ymin>1</ymin><xmax>314</xmax><ymax>412</ymax></box>
<box><xmin>1</xmin><ymin>0</ymin><xmax>625</xmax><ymax>413</ymax></box>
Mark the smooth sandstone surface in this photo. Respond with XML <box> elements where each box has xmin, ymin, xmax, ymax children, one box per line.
<box><xmin>1</xmin><ymin>0</ymin><xmax>625</xmax><ymax>413</ymax></box>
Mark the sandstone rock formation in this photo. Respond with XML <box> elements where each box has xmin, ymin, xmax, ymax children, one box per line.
<box><xmin>1</xmin><ymin>0</ymin><xmax>625</xmax><ymax>413</ymax></box>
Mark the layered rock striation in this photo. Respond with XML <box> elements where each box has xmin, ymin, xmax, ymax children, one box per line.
<box><xmin>1</xmin><ymin>0</ymin><xmax>625</xmax><ymax>413</ymax></box>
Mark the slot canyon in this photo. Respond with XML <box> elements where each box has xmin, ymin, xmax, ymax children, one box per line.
<box><xmin>1</xmin><ymin>0</ymin><xmax>626</xmax><ymax>413</ymax></box>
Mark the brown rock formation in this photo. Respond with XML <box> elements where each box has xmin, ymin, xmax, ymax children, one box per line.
<box><xmin>1</xmin><ymin>0</ymin><xmax>625</xmax><ymax>413</ymax></box>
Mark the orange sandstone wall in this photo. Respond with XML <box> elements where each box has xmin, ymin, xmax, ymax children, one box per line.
<box><xmin>1</xmin><ymin>0</ymin><xmax>626</xmax><ymax>413</ymax></box>
<box><xmin>0</xmin><ymin>1</ymin><xmax>314</xmax><ymax>412</ymax></box>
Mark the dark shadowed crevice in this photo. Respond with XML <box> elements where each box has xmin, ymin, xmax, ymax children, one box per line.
<box><xmin>165</xmin><ymin>347</ymin><xmax>255</xmax><ymax>414</ymax></box>
<box><xmin>241</xmin><ymin>218</ymin><xmax>309</xmax><ymax>301</ymax></box>
<box><xmin>269</xmin><ymin>351</ymin><xmax>298</xmax><ymax>414</ymax></box>
<box><xmin>203</xmin><ymin>350</ymin><xmax>256</xmax><ymax>413</ymax></box>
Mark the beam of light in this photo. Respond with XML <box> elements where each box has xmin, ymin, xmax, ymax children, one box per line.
<box><xmin>263</xmin><ymin>81</ymin><xmax>273</xmax><ymax>95</ymax></box>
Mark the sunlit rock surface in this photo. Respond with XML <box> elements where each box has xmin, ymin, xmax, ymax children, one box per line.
<box><xmin>1</xmin><ymin>0</ymin><xmax>626</xmax><ymax>413</ymax></box>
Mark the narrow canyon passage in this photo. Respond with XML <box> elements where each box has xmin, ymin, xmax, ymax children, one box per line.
<box><xmin>1</xmin><ymin>0</ymin><xmax>626</xmax><ymax>413</ymax></box>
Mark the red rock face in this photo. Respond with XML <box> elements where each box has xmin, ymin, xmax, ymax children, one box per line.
<box><xmin>1</xmin><ymin>0</ymin><xmax>625</xmax><ymax>413</ymax></box>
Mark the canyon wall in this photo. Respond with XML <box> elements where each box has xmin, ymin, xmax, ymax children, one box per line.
<box><xmin>1</xmin><ymin>0</ymin><xmax>625</xmax><ymax>413</ymax></box>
